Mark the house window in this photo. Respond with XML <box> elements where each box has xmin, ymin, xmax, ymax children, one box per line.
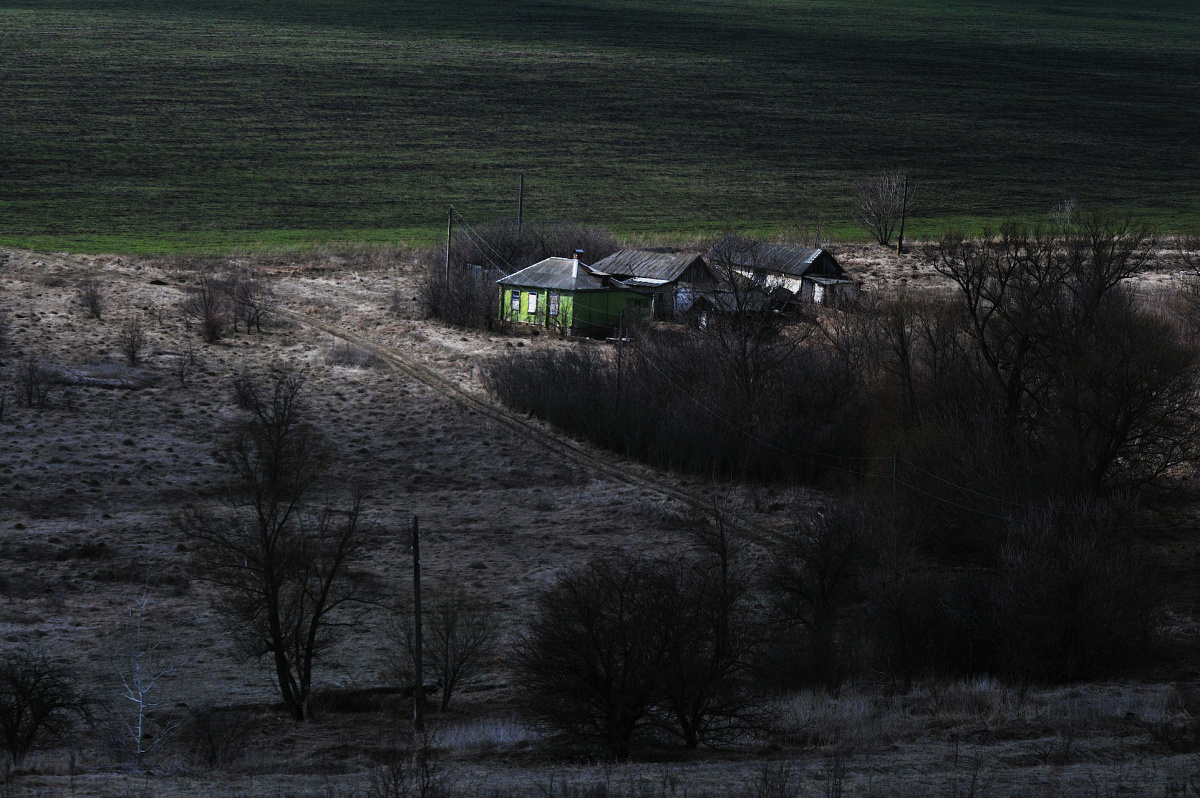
<box><xmin>510</xmin><ymin>291</ymin><xmax>520</xmax><ymax>313</ymax></box>
<box><xmin>549</xmin><ymin>293</ymin><xmax>560</xmax><ymax>316</ymax></box>
<box><xmin>527</xmin><ymin>292</ymin><xmax>538</xmax><ymax>314</ymax></box>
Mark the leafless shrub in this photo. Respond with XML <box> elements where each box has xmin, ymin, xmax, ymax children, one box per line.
<box><xmin>367</xmin><ymin>733</ymin><xmax>449</xmax><ymax>798</ymax></box>
<box><xmin>512</xmin><ymin>554</ymin><xmax>684</xmax><ymax>759</ymax></box>
<box><xmin>514</xmin><ymin>536</ymin><xmax>763</xmax><ymax>758</ymax></box>
<box><xmin>989</xmin><ymin>500</ymin><xmax>1161</xmax><ymax>681</ymax></box>
<box><xmin>388</xmin><ymin>585</ymin><xmax>501</xmax><ymax>711</ymax></box>
<box><xmin>734</xmin><ymin>762</ymin><xmax>803</xmax><ymax>798</ymax></box>
<box><xmin>187</xmin><ymin>706</ymin><xmax>258</xmax><ymax>768</ymax></box>
<box><xmin>0</xmin><ymin>648</ymin><xmax>91</xmax><ymax>766</ymax></box>
<box><xmin>1177</xmin><ymin>226</ymin><xmax>1200</xmax><ymax>273</ymax></box>
<box><xmin>14</xmin><ymin>356</ymin><xmax>53</xmax><ymax>408</ymax></box>
<box><xmin>174</xmin><ymin>338</ymin><xmax>198</xmax><ymax>387</ymax></box>
<box><xmin>77</xmin><ymin>278</ymin><xmax>105</xmax><ymax>320</ymax></box>
<box><xmin>325</xmin><ymin>340</ymin><xmax>382</xmax><ymax>369</ymax></box>
<box><xmin>179</xmin><ymin>275</ymin><xmax>228</xmax><ymax>343</ymax></box>
<box><xmin>118</xmin><ymin>317</ymin><xmax>146</xmax><ymax>367</ymax></box>
<box><xmin>223</xmin><ymin>266</ymin><xmax>275</xmax><ymax>333</ymax></box>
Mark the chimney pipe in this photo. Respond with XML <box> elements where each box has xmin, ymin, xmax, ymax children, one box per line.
<box><xmin>572</xmin><ymin>249</ymin><xmax>583</xmax><ymax>282</ymax></box>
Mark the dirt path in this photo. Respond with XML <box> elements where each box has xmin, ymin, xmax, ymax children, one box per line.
<box><xmin>276</xmin><ymin>307</ymin><xmax>787</xmax><ymax>547</ymax></box>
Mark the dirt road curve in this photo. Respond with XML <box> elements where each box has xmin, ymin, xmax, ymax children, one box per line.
<box><xmin>278</xmin><ymin>308</ymin><xmax>783</xmax><ymax>545</ymax></box>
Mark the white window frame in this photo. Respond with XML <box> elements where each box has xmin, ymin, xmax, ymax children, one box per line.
<box><xmin>527</xmin><ymin>292</ymin><xmax>538</xmax><ymax>314</ymax></box>
<box><xmin>549</xmin><ymin>293</ymin><xmax>560</xmax><ymax>317</ymax></box>
<box><xmin>510</xmin><ymin>290</ymin><xmax>520</xmax><ymax>313</ymax></box>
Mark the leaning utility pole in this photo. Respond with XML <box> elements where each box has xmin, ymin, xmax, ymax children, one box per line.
<box><xmin>410</xmin><ymin>516</ymin><xmax>425</xmax><ymax>733</ymax></box>
<box><xmin>517</xmin><ymin>174</ymin><xmax>524</xmax><ymax>238</ymax></box>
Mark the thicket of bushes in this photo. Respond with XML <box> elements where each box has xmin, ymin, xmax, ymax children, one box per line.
<box><xmin>515</xmin><ymin>497</ymin><xmax>1161</xmax><ymax>758</ymax></box>
<box><xmin>495</xmin><ymin>213</ymin><xmax>1195</xmax><ymax>750</ymax></box>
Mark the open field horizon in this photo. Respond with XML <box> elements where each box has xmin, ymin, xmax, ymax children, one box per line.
<box><xmin>2</xmin><ymin>0</ymin><xmax>1199</xmax><ymax>253</ymax></box>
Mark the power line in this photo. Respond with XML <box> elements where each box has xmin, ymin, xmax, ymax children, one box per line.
<box><xmin>451</xmin><ymin>208</ymin><xmax>516</xmax><ymax>274</ymax></box>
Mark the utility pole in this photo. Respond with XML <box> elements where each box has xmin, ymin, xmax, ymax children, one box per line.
<box><xmin>517</xmin><ymin>174</ymin><xmax>524</xmax><ymax>239</ymax></box>
<box><xmin>410</xmin><ymin>516</ymin><xmax>424</xmax><ymax>733</ymax></box>
<box><xmin>445</xmin><ymin>206</ymin><xmax>453</xmax><ymax>286</ymax></box>
<box><xmin>896</xmin><ymin>174</ymin><xmax>910</xmax><ymax>256</ymax></box>
<box><xmin>616</xmin><ymin>309</ymin><xmax>624</xmax><ymax>411</ymax></box>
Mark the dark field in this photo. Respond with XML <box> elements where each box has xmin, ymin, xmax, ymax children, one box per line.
<box><xmin>2</xmin><ymin>0</ymin><xmax>1199</xmax><ymax>251</ymax></box>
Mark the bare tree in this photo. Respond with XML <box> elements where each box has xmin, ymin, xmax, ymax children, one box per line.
<box><xmin>699</xmin><ymin>235</ymin><xmax>805</xmax><ymax>406</ymax></box>
<box><xmin>0</xmin><ymin>649</ymin><xmax>90</xmax><ymax>767</ymax></box>
<box><xmin>856</xmin><ymin>172</ymin><xmax>911</xmax><ymax>246</ymax></box>
<box><xmin>114</xmin><ymin>590</ymin><xmax>181</xmax><ymax>764</ymax></box>
<box><xmin>118</xmin><ymin>317</ymin><xmax>146</xmax><ymax>367</ymax></box>
<box><xmin>77</xmin><ymin>278</ymin><xmax>105</xmax><ymax>321</ymax></box>
<box><xmin>180</xmin><ymin>275</ymin><xmax>228</xmax><ymax>343</ymax></box>
<box><xmin>767</xmin><ymin>504</ymin><xmax>865</xmax><ymax>687</ymax></box>
<box><xmin>512</xmin><ymin>554</ymin><xmax>679</xmax><ymax>759</ymax></box>
<box><xmin>389</xmin><ymin>586</ymin><xmax>500</xmax><ymax>712</ymax></box>
<box><xmin>654</xmin><ymin>507</ymin><xmax>762</xmax><ymax>748</ymax></box>
<box><xmin>177</xmin><ymin>371</ymin><xmax>372</xmax><ymax>721</ymax></box>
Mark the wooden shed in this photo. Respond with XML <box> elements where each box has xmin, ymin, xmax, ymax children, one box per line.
<box><xmin>589</xmin><ymin>249</ymin><xmax>714</xmax><ymax>317</ymax></box>
<box><xmin>717</xmin><ymin>241</ymin><xmax>856</xmax><ymax>304</ymax></box>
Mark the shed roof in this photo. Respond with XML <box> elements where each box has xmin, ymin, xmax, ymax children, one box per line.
<box><xmin>722</xmin><ymin>244</ymin><xmax>843</xmax><ymax>278</ymax></box>
<box><xmin>591</xmin><ymin>249</ymin><xmax>707</xmax><ymax>282</ymax></box>
<box><xmin>496</xmin><ymin>257</ymin><xmax>606</xmax><ymax>292</ymax></box>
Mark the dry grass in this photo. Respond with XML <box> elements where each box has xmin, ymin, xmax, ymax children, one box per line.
<box><xmin>2</xmin><ymin>245</ymin><xmax>1200</xmax><ymax>796</ymax></box>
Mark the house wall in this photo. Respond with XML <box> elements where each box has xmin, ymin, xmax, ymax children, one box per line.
<box><xmin>499</xmin><ymin>286</ymin><xmax>651</xmax><ymax>333</ymax></box>
<box><xmin>572</xmin><ymin>290</ymin><xmax>651</xmax><ymax>334</ymax></box>
<box><xmin>499</xmin><ymin>287</ymin><xmax>576</xmax><ymax>330</ymax></box>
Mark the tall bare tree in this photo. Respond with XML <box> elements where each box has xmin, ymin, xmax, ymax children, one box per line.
<box><xmin>0</xmin><ymin>649</ymin><xmax>90</xmax><ymax>766</ymax></box>
<box><xmin>178</xmin><ymin>372</ymin><xmax>372</xmax><ymax>721</ymax></box>
<box><xmin>856</xmin><ymin>171</ymin><xmax>912</xmax><ymax>247</ymax></box>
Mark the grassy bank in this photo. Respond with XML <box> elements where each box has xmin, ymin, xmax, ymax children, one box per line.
<box><xmin>1</xmin><ymin>0</ymin><xmax>1198</xmax><ymax>253</ymax></box>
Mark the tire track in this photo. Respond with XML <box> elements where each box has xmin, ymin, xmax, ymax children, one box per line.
<box><xmin>279</xmin><ymin>309</ymin><xmax>781</xmax><ymax>544</ymax></box>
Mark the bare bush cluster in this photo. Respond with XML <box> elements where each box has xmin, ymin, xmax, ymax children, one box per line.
<box><xmin>388</xmin><ymin>587</ymin><xmax>501</xmax><ymax>712</ymax></box>
<box><xmin>179</xmin><ymin>263</ymin><xmax>276</xmax><ymax>343</ymax></box>
<box><xmin>418</xmin><ymin>219</ymin><xmax>620</xmax><ymax>330</ymax></box>
<box><xmin>514</xmin><ymin>516</ymin><xmax>759</xmax><ymax>758</ymax></box>
<box><xmin>13</xmin><ymin>356</ymin><xmax>54</xmax><ymax>408</ymax></box>
<box><xmin>76</xmin><ymin>277</ymin><xmax>104</xmax><ymax>320</ymax></box>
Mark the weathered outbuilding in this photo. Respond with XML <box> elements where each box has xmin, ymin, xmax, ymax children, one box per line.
<box><xmin>497</xmin><ymin>255</ymin><xmax>651</xmax><ymax>335</ymax></box>
<box><xmin>719</xmin><ymin>243</ymin><xmax>857</xmax><ymax>304</ymax></box>
<box><xmin>589</xmin><ymin>249</ymin><xmax>714</xmax><ymax>317</ymax></box>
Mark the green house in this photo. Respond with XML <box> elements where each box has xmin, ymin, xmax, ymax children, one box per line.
<box><xmin>497</xmin><ymin>256</ymin><xmax>651</xmax><ymax>335</ymax></box>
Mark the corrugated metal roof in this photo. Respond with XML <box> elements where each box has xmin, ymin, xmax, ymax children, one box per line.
<box><xmin>723</xmin><ymin>245</ymin><xmax>842</xmax><ymax>278</ymax></box>
<box><xmin>590</xmin><ymin>249</ymin><xmax>707</xmax><ymax>282</ymax></box>
<box><xmin>496</xmin><ymin>257</ymin><xmax>606</xmax><ymax>292</ymax></box>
